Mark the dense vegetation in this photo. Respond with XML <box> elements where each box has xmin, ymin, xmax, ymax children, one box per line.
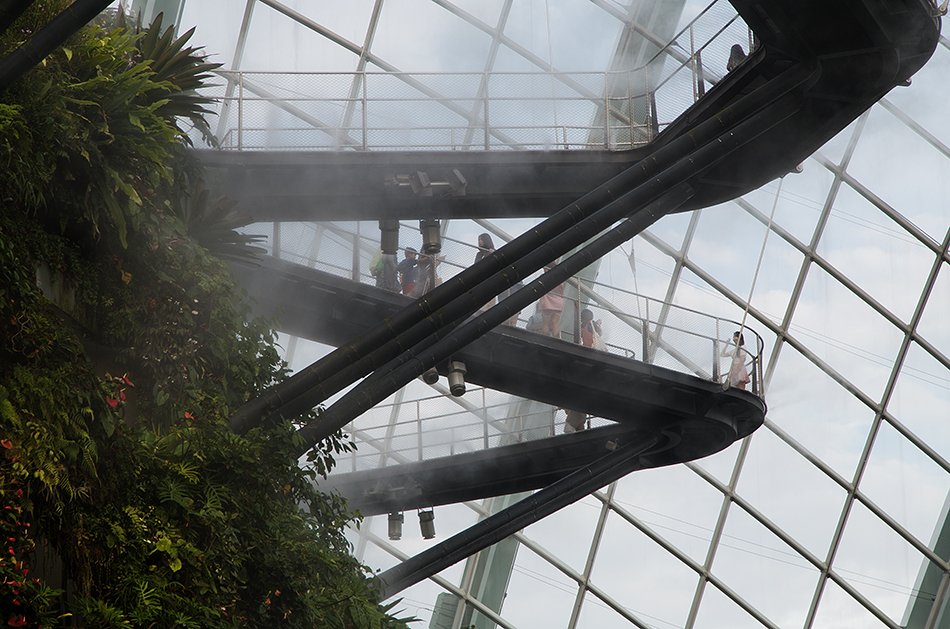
<box><xmin>0</xmin><ymin>5</ymin><xmax>408</xmax><ymax>628</ymax></box>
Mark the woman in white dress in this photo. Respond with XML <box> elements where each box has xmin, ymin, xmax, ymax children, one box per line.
<box><xmin>722</xmin><ymin>331</ymin><xmax>751</xmax><ymax>389</ymax></box>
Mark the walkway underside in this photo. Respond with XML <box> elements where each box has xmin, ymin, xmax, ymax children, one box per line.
<box><xmin>232</xmin><ymin>255</ymin><xmax>765</xmax><ymax>514</ymax></box>
<box><xmin>322</xmin><ymin>421</ymin><xmax>734</xmax><ymax>517</ymax></box>
<box><xmin>196</xmin><ymin>0</ymin><xmax>939</xmax><ymax>223</ymax></box>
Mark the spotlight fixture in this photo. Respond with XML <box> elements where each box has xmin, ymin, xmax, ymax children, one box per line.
<box><xmin>419</xmin><ymin>509</ymin><xmax>436</xmax><ymax>540</ymax></box>
<box><xmin>419</xmin><ymin>218</ymin><xmax>441</xmax><ymax>254</ymax></box>
<box><xmin>410</xmin><ymin>171</ymin><xmax>432</xmax><ymax>196</ymax></box>
<box><xmin>388</xmin><ymin>512</ymin><xmax>404</xmax><ymax>540</ymax></box>
<box><xmin>422</xmin><ymin>367</ymin><xmax>440</xmax><ymax>385</ymax></box>
<box><xmin>378</xmin><ymin>219</ymin><xmax>399</xmax><ymax>254</ymax></box>
<box><xmin>385</xmin><ymin>169</ymin><xmax>467</xmax><ymax>197</ymax></box>
<box><xmin>448</xmin><ymin>360</ymin><xmax>467</xmax><ymax>397</ymax></box>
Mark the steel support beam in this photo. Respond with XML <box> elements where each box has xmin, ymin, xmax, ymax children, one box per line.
<box><xmin>374</xmin><ymin>431</ymin><xmax>660</xmax><ymax>600</ymax></box>
<box><xmin>292</xmin><ymin>82</ymin><xmax>806</xmax><ymax>452</ymax></box>
<box><xmin>0</xmin><ymin>0</ymin><xmax>112</xmax><ymax>93</ymax></box>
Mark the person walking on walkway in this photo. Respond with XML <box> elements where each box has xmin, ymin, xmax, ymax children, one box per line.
<box><xmin>722</xmin><ymin>330</ymin><xmax>751</xmax><ymax>389</ymax></box>
<box><xmin>474</xmin><ymin>233</ymin><xmax>496</xmax><ymax>312</ymax></box>
<box><xmin>396</xmin><ymin>247</ymin><xmax>418</xmax><ymax>295</ymax></box>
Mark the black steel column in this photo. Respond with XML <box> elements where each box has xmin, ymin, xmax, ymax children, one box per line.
<box><xmin>292</xmin><ymin>88</ymin><xmax>805</xmax><ymax>453</ymax></box>
<box><xmin>0</xmin><ymin>0</ymin><xmax>36</xmax><ymax>37</ymax></box>
<box><xmin>0</xmin><ymin>0</ymin><xmax>113</xmax><ymax>93</ymax></box>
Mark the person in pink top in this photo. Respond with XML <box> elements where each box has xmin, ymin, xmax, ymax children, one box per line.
<box><xmin>539</xmin><ymin>265</ymin><xmax>564</xmax><ymax>339</ymax></box>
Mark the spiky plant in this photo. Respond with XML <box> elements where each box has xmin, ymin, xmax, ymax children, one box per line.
<box><xmin>133</xmin><ymin>13</ymin><xmax>221</xmax><ymax>146</ymax></box>
<box><xmin>95</xmin><ymin>7</ymin><xmax>222</xmax><ymax>145</ymax></box>
<box><xmin>177</xmin><ymin>179</ymin><xmax>268</xmax><ymax>262</ymax></box>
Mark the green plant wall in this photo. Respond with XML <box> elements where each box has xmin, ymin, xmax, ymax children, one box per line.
<box><xmin>0</xmin><ymin>5</ymin><xmax>409</xmax><ymax>628</ymax></box>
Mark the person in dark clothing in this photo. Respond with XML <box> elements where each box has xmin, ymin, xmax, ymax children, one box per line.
<box><xmin>580</xmin><ymin>309</ymin><xmax>604</xmax><ymax>349</ymax></box>
<box><xmin>411</xmin><ymin>252</ymin><xmax>444</xmax><ymax>297</ymax></box>
<box><xmin>727</xmin><ymin>44</ymin><xmax>746</xmax><ymax>72</ymax></box>
<box><xmin>396</xmin><ymin>247</ymin><xmax>418</xmax><ymax>295</ymax></box>
<box><xmin>474</xmin><ymin>233</ymin><xmax>495</xmax><ymax>264</ymax></box>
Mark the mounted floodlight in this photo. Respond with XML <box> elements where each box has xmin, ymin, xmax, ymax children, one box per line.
<box><xmin>419</xmin><ymin>509</ymin><xmax>436</xmax><ymax>540</ymax></box>
<box><xmin>387</xmin><ymin>170</ymin><xmax>466</xmax><ymax>197</ymax></box>
<box><xmin>410</xmin><ymin>171</ymin><xmax>433</xmax><ymax>196</ymax></box>
<box><xmin>448</xmin><ymin>360</ymin><xmax>467</xmax><ymax>397</ymax></box>
<box><xmin>388</xmin><ymin>512</ymin><xmax>404</xmax><ymax>540</ymax></box>
<box><xmin>445</xmin><ymin>169</ymin><xmax>467</xmax><ymax>196</ymax></box>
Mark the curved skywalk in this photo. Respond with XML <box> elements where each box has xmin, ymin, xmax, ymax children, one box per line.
<box><xmin>231</xmin><ymin>253</ymin><xmax>766</xmax><ymax>514</ymax></box>
<box><xmin>184</xmin><ymin>2</ymin><xmax>946</xmax><ymax>616</ymax></box>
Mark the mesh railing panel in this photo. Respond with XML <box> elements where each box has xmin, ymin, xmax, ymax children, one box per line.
<box><xmin>264</xmin><ymin>220</ymin><xmax>764</xmax><ymax>384</ymax></box>
<box><xmin>333</xmin><ymin>389</ymin><xmax>617</xmax><ymax>474</ymax></box>
<box><xmin>205</xmin><ymin>0</ymin><xmax>749</xmax><ymax>151</ymax></box>
<box><xmin>265</xmin><ymin>219</ymin><xmax>763</xmax><ymax>471</ymax></box>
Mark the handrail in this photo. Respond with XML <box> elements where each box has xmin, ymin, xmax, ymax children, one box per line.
<box><xmin>204</xmin><ymin>0</ymin><xmax>750</xmax><ymax>151</ymax></box>
<box><xmin>556</xmin><ymin>280</ymin><xmax>765</xmax><ymax>394</ymax></box>
<box><xmin>266</xmin><ymin>219</ymin><xmax>766</xmax><ymax>401</ymax></box>
<box><xmin>332</xmin><ymin>388</ymin><xmax>607</xmax><ymax>474</ymax></box>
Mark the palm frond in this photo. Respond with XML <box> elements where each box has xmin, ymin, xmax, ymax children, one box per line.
<box><xmin>176</xmin><ymin>179</ymin><xmax>267</xmax><ymax>262</ymax></box>
<box><xmin>131</xmin><ymin>13</ymin><xmax>222</xmax><ymax>147</ymax></box>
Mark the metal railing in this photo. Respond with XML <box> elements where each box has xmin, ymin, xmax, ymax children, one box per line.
<box><xmin>334</xmin><ymin>388</ymin><xmax>617</xmax><ymax>474</ymax></box>
<box><xmin>266</xmin><ymin>218</ymin><xmax>765</xmax><ymax>409</ymax></box>
<box><xmin>324</xmin><ymin>267</ymin><xmax>765</xmax><ymax>474</ymax></box>
<box><xmin>550</xmin><ymin>278</ymin><xmax>764</xmax><ymax>395</ymax></box>
<box><xmin>206</xmin><ymin>0</ymin><xmax>750</xmax><ymax>152</ymax></box>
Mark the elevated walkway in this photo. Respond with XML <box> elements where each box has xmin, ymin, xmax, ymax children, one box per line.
<box><xmin>195</xmin><ymin>0</ymin><xmax>939</xmax><ymax>223</ymax></box>
<box><xmin>232</xmin><ymin>255</ymin><xmax>766</xmax><ymax>514</ymax></box>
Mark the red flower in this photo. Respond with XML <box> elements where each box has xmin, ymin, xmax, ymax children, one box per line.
<box><xmin>0</xmin><ymin>439</ymin><xmax>11</xmax><ymax>449</ymax></box>
<box><xmin>122</xmin><ymin>375</ymin><xmax>134</xmax><ymax>386</ymax></box>
<box><xmin>8</xmin><ymin>615</ymin><xmax>28</xmax><ymax>626</ymax></box>
<box><xmin>106</xmin><ymin>397</ymin><xmax>119</xmax><ymax>408</ymax></box>
<box><xmin>184</xmin><ymin>412</ymin><xmax>194</xmax><ymax>420</ymax></box>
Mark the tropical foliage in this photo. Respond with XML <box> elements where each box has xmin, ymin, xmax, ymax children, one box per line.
<box><xmin>0</xmin><ymin>4</ymin><xmax>408</xmax><ymax>628</ymax></box>
<box><xmin>173</xmin><ymin>179</ymin><xmax>268</xmax><ymax>263</ymax></box>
